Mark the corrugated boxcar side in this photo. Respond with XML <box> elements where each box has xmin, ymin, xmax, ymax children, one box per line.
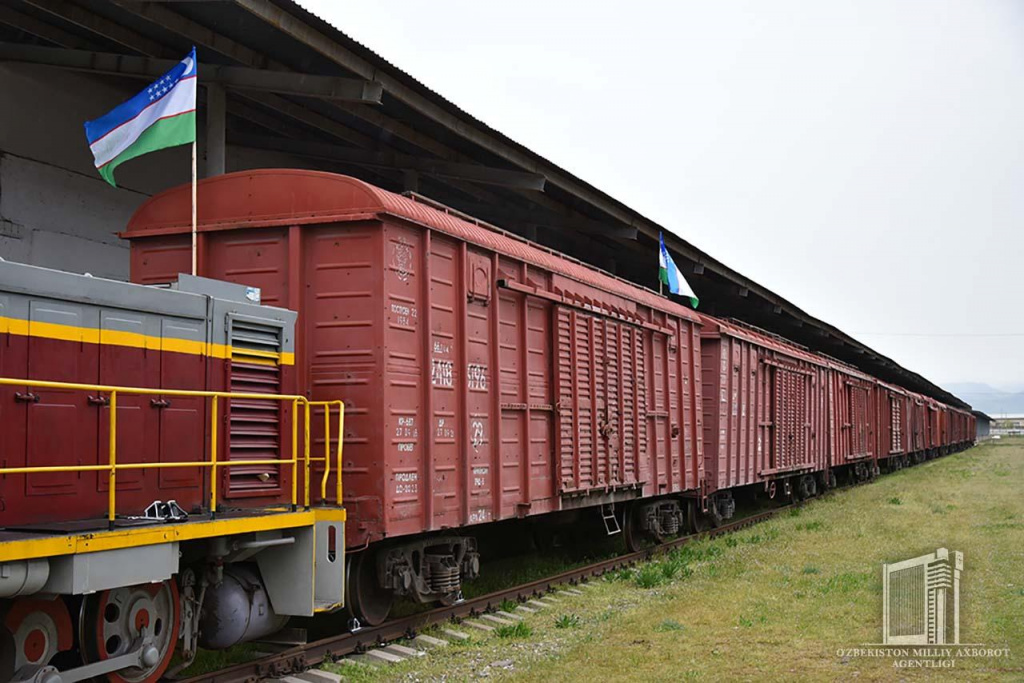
<box><xmin>875</xmin><ymin>384</ymin><xmax>909</xmax><ymax>461</ymax></box>
<box><xmin>378</xmin><ymin>220</ymin><xmax>704</xmax><ymax>539</ymax></box>
<box><xmin>928</xmin><ymin>400</ymin><xmax>941</xmax><ymax>449</ymax></box>
<box><xmin>644</xmin><ymin>307</ymin><xmax>704</xmax><ymax>501</ymax></box>
<box><xmin>909</xmin><ymin>394</ymin><xmax>928</xmax><ymax>453</ymax></box>
<box><xmin>829</xmin><ymin>365</ymin><xmax>876</xmax><ymax>467</ymax></box>
<box><xmin>299</xmin><ymin>221</ymin><xmax>385</xmax><ymax>541</ymax></box>
<box><xmin>700</xmin><ymin>321</ymin><xmax>829</xmax><ymax>494</ymax></box>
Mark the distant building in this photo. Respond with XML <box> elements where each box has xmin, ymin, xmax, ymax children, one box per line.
<box><xmin>972</xmin><ymin>411</ymin><xmax>993</xmax><ymax>440</ymax></box>
<box><xmin>991</xmin><ymin>414</ymin><xmax>1024</xmax><ymax>438</ymax></box>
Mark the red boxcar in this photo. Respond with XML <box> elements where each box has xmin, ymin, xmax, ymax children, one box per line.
<box><xmin>927</xmin><ymin>398</ymin><xmax>942</xmax><ymax>452</ymax></box>
<box><xmin>875</xmin><ymin>382</ymin><xmax>910</xmax><ymax>469</ymax></box>
<box><xmin>124</xmin><ymin>170</ymin><xmax>705</xmax><ymax>563</ymax></box>
<box><xmin>828</xmin><ymin>362</ymin><xmax>878</xmax><ymax>479</ymax></box>
<box><xmin>699</xmin><ymin>317</ymin><xmax>831</xmax><ymax>511</ymax></box>
<box><xmin>908</xmin><ymin>392</ymin><xmax>929</xmax><ymax>458</ymax></box>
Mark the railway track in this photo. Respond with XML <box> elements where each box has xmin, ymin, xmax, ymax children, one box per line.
<box><xmin>177</xmin><ymin>504</ymin><xmax>791</xmax><ymax>683</ymax></box>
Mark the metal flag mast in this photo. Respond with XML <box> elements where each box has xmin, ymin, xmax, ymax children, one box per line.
<box><xmin>191</xmin><ymin>137</ymin><xmax>197</xmax><ymax>276</ymax></box>
<box><xmin>191</xmin><ymin>50</ymin><xmax>199</xmax><ymax>277</ymax></box>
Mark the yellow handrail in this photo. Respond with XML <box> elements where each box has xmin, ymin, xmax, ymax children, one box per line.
<box><xmin>308</xmin><ymin>400</ymin><xmax>345</xmax><ymax>504</ymax></box>
<box><xmin>0</xmin><ymin>376</ymin><xmax>345</xmax><ymax>525</ymax></box>
<box><xmin>210</xmin><ymin>396</ymin><xmax>218</xmax><ymax>514</ymax></box>
<box><xmin>109</xmin><ymin>390</ymin><xmax>117</xmax><ymax>525</ymax></box>
<box><xmin>335</xmin><ymin>402</ymin><xmax>345</xmax><ymax>504</ymax></box>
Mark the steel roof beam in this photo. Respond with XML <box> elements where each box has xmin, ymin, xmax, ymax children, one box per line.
<box><xmin>23</xmin><ymin>1</ymin><xmax>374</xmax><ymax>149</ymax></box>
<box><xmin>108</xmin><ymin>0</ymin><xmax>639</xmax><ymax>238</ymax></box>
<box><xmin>447</xmin><ymin>201</ymin><xmax>638</xmax><ymax>240</ymax></box>
<box><xmin>14</xmin><ymin>0</ymin><xmax>394</xmax><ymax>186</ymax></box>
<box><xmin>233</xmin><ymin>134</ymin><xmax>546</xmax><ymax>191</ymax></box>
<box><xmin>25</xmin><ymin>0</ymin><xmax>168</xmax><ymax>55</ymax></box>
<box><xmin>0</xmin><ymin>5</ymin><xmax>92</xmax><ymax>49</ymax></box>
<box><xmin>0</xmin><ymin>43</ymin><xmax>384</xmax><ymax>102</ymax></box>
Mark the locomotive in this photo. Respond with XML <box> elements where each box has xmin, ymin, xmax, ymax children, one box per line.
<box><xmin>0</xmin><ymin>262</ymin><xmax>346</xmax><ymax>683</ymax></box>
<box><xmin>0</xmin><ymin>170</ymin><xmax>973</xmax><ymax>680</ymax></box>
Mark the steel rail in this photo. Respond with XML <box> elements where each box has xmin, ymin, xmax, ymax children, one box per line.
<box><xmin>177</xmin><ymin>504</ymin><xmax>793</xmax><ymax>683</ymax></box>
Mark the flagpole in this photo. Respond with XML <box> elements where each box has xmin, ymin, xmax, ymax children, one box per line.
<box><xmin>191</xmin><ymin>139</ymin><xmax>197</xmax><ymax>276</ymax></box>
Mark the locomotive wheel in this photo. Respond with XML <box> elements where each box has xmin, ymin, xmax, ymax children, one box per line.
<box><xmin>3</xmin><ymin>597</ymin><xmax>73</xmax><ymax>676</ymax></box>
<box><xmin>79</xmin><ymin>579</ymin><xmax>180</xmax><ymax>683</ymax></box>
<box><xmin>345</xmin><ymin>552</ymin><xmax>394</xmax><ymax>627</ymax></box>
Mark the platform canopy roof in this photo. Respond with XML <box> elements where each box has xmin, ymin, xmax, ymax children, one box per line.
<box><xmin>0</xmin><ymin>0</ymin><xmax>969</xmax><ymax>409</ymax></box>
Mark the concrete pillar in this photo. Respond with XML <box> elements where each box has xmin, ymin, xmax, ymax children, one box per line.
<box><xmin>205</xmin><ymin>84</ymin><xmax>226</xmax><ymax>177</ymax></box>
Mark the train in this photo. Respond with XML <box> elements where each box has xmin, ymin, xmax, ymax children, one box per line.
<box><xmin>0</xmin><ymin>170</ymin><xmax>974</xmax><ymax>682</ymax></box>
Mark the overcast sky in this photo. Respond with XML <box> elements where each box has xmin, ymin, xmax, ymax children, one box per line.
<box><xmin>302</xmin><ymin>0</ymin><xmax>1024</xmax><ymax>390</ymax></box>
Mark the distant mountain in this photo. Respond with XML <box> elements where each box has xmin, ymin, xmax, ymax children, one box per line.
<box><xmin>944</xmin><ymin>383</ymin><xmax>1024</xmax><ymax>416</ymax></box>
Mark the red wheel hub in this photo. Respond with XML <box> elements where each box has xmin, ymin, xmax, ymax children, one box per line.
<box><xmin>134</xmin><ymin>610</ymin><xmax>150</xmax><ymax>631</ymax></box>
<box><xmin>22</xmin><ymin>628</ymin><xmax>46</xmax><ymax>662</ymax></box>
<box><xmin>3</xmin><ymin>597</ymin><xmax>73</xmax><ymax>671</ymax></box>
<box><xmin>79</xmin><ymin>578</ymin><xmax>181</xmax><ymax>683</ymax></box>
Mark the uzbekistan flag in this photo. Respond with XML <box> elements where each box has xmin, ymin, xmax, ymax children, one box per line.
<box><xmin>659</xmin><ymin>232</ymin><xmax>699</xmax><ymax>308</ymax></box>
<box><xmin>84</xmin><ymin>47</ymin><xmax>197</xmax><ymax>187</ymax></box>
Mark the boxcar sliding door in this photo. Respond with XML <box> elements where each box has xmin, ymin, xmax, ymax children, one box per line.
<box><xmin>553</xmin><ymin>306</ymin><xmax>646</xmax><ymax>494</ymax></box>
<box><xmin>766</xmin><ymin>362</ymin><xmax>810</xmax><ymax>473</ymax></box>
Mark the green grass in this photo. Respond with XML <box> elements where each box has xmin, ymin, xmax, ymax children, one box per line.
<box><xmin>654</xmin><ymin>618</ymin><xmax>685</xmax><ymax>633</ymax></box>
<box><xmin>494</xmin><ymin>620</ymin><xmax>532</xmax><ymax>638</ymax></box>
<box><xmin>321</xmin><ymin>439</ymin><xmax>1024</xmax><ymax>682</ymax></box>
<box><xmin>554</xmin><ymin>613</ymin><xmax>582</xmax><ymax>629</ymax></box>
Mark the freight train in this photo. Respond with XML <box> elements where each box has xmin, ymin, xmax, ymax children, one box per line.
<box><xmin>0</xmin><ymin>170</ymin><xmax>973</xmax><ymax>681</ymax></box>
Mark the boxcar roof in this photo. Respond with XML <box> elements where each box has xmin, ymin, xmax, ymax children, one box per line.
<box><xmin>703</xmin><ymin>315</ymin><xmax>851</xmax><ymax>372</ymax></box>
<box><xmin>125</xmin><ymin>170</ymin><xmax>703</xmax><ymax>325</ymax></box>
